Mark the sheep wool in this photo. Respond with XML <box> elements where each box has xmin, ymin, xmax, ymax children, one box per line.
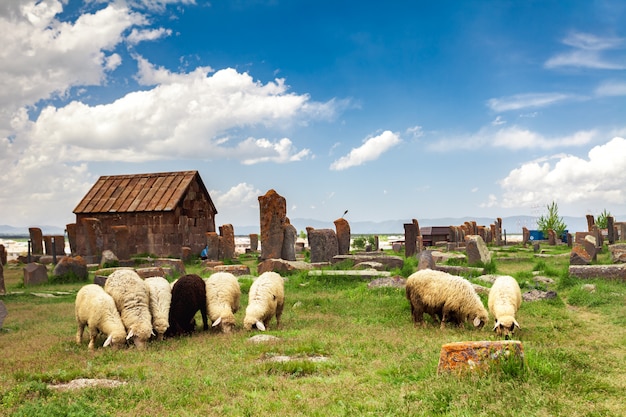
<box><xmin>167</xmin><ymin>274</ymin><xmax>208</xmax><ymax>337</ymax></box>
<box><xmin>405</xmin><ymin>269</ymin><xmax>488</xmax><ymax>329</ymax></box>
<box><xmin>75</xmin><ymin>284</ymin><xmax>127</xmax><ymax>350</ymax></box>
<box><xmin>144</xmin><ymin>277</ymin><xmax>172</xmax><ymax>341</ymax></box>
<box><xmin>205</xmin><ymin>272</ymin><xmax>241</xmax><ymax>333</ymax></box>
<box><xmin>488</xmin><ymin>275</ymin><xmax>522</xmax><ymax>339</ymax></box>
<box><xmin>243</xmin><ymin>271</ymin><xmax>284</xmax><ymax>331</ymax></box>
<box><xmin>104</xmin><ymin>269</ymin><xmax>154</xmax><ymax>350</ymax></box>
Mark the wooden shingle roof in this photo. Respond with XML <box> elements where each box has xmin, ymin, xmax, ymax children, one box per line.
<box><xmin>73</xmin><ymin>170</ymin><xmax>216</xmax><ymax>214</ymax></box>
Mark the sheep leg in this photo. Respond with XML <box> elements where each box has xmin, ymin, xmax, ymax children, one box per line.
<box><xmin>76</xmin><ymin>322</ymin><xmax>85</xmax><ymax>344</ymax></box>
<box><xmin>88</xmin><ymin>326</ymin><xmax>99</xmax><ymax>350</ymax></box>
<box><xmin>440</xmin><ymin>308</ymin><xmax>449</xmax><ymax>330</ymax></box>
<box><xmin>275</xmin><ymin>301</ymin><xmax>285</xmax><ymax>328</ymax></box>
<box><xmin>200</xmin><ymin>305</ymin><xmax>209</xmax><ymax>331</ymax></box>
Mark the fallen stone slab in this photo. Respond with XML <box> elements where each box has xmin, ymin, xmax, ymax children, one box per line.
<box><xmin>437</xmin><ymin>340</ymin><xmax>524</xmax><ymax>375</ymax></box>
<box><xmin>367</xmin><ymin>276</ymin><xmax>406</xmax><ymax>289</ymax></box>
<box><xmin>435</xmin><ymin>265</ymin><xmax>485</xmax><ymax>277</ymax></box>
<box><xmin>523</xmin><ymin>289</ymin><xmax>557</xmax><ymax>302</ymax></box>
<box><xmin>210</xmin><ymin>264</ymin><xmax>251</xmax><ymax>276</ymax></box>
<box><xmin>568</xmin><ymin>264</ymin><xmax>626</xmax><ymax>281</ymax></box>
<box><xmin>257</xmin><ymin>259</ymin><xmax>313</xmax><ymax>274</ymax></box>
<box><xmin>332</xmin><ymin>254</ymin><xmax>403</xmax><ymax>270</ymax></box>
<box><xmin>308</xmin><ymin>269</ymin><xmax>391</xmax><ymax>278</ymax></box>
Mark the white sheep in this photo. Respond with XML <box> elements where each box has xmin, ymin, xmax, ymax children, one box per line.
<box><xmin>205</xmin><ymin>272</ymin><xmax>241</xmax><ymax>333</ymax></box>
<box><xmin>104</xmin><ymin>269</ymin><xmax>153</xmax><ymax>349</ymax></box>
<box><xmin>144</xmin><ymin>277</ymin><xmax>172</xmax><ymax>341</ymax></box>
<box><xmin>405</xmin><ymin>269</ymin><xmax>488</xmax><ymax>329</ymax></box>
<box><xmin>488</xmin><ymin>275</ymin><xmax>522</xmax><ymax>339</ymax></box>
<box><xmin>75</xmin><ymin>284</ymin><xmax>127</xmax><ymax>350</ymax></box>
<box><xmin>243</xmin><ymin>271</ymin><xmax>284</xmax><ymax>331</ymax></box>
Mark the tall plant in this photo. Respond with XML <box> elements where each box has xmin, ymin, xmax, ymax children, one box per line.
<box><xmin>595</xmin><ymin>209</ymin><xmax>611</xmax><ymax>229</ymax></box>
<box><xmin>536</xmin><ymin>201</ymin><xmax>567</xmax><ymax>237</ymax></box>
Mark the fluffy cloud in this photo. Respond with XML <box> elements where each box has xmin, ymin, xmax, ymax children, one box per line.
<box><xmin>487</xmin><ymin>93</ymin><xmax>574</xmax><ymax>112</ymax></box>
<box><xmin>495</xmin><ymin>137</ymin><xmax>626</xmax><ymax>209</ymax></box>
<box><xmin>330</xmin><ymin>130</ymin><xmax>401</xmax><ymax>170</ymax></box>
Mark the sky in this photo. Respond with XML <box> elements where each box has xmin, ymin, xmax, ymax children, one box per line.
<box><xmin>1</xmin><ymin>0</ymin><xmax>626</xmax><ymax>233</ymax></box>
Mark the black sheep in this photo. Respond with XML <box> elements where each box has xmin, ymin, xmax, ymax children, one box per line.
<box><xmin>166</xmin><ymin>274</ymin><xmax>208</xmax><ymax>337</ymax></box>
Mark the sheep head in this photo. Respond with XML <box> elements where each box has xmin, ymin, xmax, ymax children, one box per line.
<box><xmin>493</xmin><ymin>316</ymin><xmax>521</xmax><ymax>339</ymax></box>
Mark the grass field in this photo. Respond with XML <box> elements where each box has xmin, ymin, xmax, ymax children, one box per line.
<box><xmin>0</xmin><ymin>243</ymin><xmax>625</xmax><ymax>416</ymax></box>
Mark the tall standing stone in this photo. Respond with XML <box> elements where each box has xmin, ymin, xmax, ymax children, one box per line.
<box><xmin>586</xmin><ymin>214</ymin><xmax>595</xmax><ymax>232</ymax></box>
<box><xmin>607</xmin><ymin>216</ymin><xmax>615</xmax><ymax>244</ymax></box>
<box><xmin>282</xmin><ymin>220</ymin><xmax>297</xmax><ymax>261</ymax></box>
<box><xmin>258</xmin><ymin>189</ymin><xmax>287</xmax><ymax>260</ymax></box>
<box><xmin>66</xmin><ymin>223</ymin><xmax>77</xmax><ymax>255</ymax></box>
<box><xmin>547</xmin><ymin>229</ymin><xmax>557</xmax><ymax>246</ymax></box>
<box><xmin>219</xmin><ymin>224</ymin><xmax>235</xmax><ymax>260</ymax></box>
<box><xmin>307</xmin><ymin>228</ymin><xmax>338</xmax><ymax>263</ymax></box>
<box><xmin>53</xmin><ymin>235</ymin><xmax>65</xmax><ymax>257</ymax></box>
<box><xmin>494</xmin><ymin>218</ymin><xmax>502</xmax><ymax>246</ymax></box>
<box><xmin>205</xmin><ymin>232</ymin><xmax>219</xmax><ymax>261</ymax></box>
<box><xmin>404</xmin><ymin>223</ymin><xmax>418</xmax><ymax>258</ymax></box>
<box><xmin>522</xmin><ymin>227</ymin><xmax>530</xmax><ymax>246</ymax></box>
<box><xmin>29</xmin><ymin>227</ymin><xmax>43</xmax><ymax>255</ymax></box>
<box><xmin>249</xmin><ymin>234</ymin><xmax>259</xmax><ymax>252</ymax></box>
<box><xmin>0</xmin><ymin>244</ymin><xmax>6</xmax><ymax>266</ymax></box>
<box><xmin>334</xmin><ymin>217</ymin><xmax>351</xmax><ymax>255</ymax></box>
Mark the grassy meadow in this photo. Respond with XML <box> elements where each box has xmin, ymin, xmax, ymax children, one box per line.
<box><xmin>0</xmin><ymin>243</ymin><xmax>625</xmax><ymax>416</ymax></box>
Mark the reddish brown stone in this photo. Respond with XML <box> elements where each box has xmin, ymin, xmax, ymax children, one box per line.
<box><xmin>437</xmin><ymin>340</ymin><xmax>524</xmax><ymax>375</ymax></box>
<box><xmin>334</xmin><ymin>218</ymin><xmax>351</xmax><ymax>256</ymax></box>
<box><xmin>29</xmin><ymin>227</ymin><xmax>43</xmax><ymax>255</ymax></box>
<box><xmin>219</xmin><ymin>224</ymin><xmax>235</xmax><ymax>260</ymax></box>
<box><xmin>258</xmin><ymin>189</ymin><xmax>287</xmax><ymax>260</ymax></box>
<box><xmin>23</xmin><ymin>263</ymin><xmax>48</xmax><ymax>286</ymax></box>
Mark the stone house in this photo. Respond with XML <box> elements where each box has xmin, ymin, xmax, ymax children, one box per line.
<box><xmin>72</xmin><ymin>170</ymin><xmax>217</xmax><ymax>259</ymax></box>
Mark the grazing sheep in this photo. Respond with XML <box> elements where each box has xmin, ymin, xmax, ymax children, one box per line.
<box><xmin>243</xmin><ymin>271</ymin><xmax>284</xmax><ymax>331</ymax></box>
<box><xmin>488</xmin><ymin>275</ymin><xmax>522</xmax><ymax>339</ymax></box>
<box><xmin>75</xmin><ymin>284</ymin><xmax>127</xmax><ymax>350</ymax></box>
<box><xmin>205</xmin><ymin>272</ymin><xmax>241</xmax><ymax>333</ymax></box>
<box><xmin>104</xmin><ymin>270</ymin><xmax>154</xmax><ymax>350</ymax></box>
<box><xmin>144</xmin><ymin>277</ymin><xmax>172</xmax><ymax>341</ymax></box>
<box><xmin>167</xmin><ymin>274</ymin><xmax>208</xmax><ymax>337</ymax></box>
<box><xmin>405</xmin><ymin>269</ymin><xmax>488</xmax><ymax>329</ymax></box>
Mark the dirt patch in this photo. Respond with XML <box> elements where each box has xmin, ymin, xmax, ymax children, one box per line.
<box><xmin>48</xmin><ymin>378</ymin><xmax>127</xmax><ymax>391</ymax></box>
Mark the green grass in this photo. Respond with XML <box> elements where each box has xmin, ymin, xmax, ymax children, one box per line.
<box><xmin>0</xmin><ymin>243</ymin><xmax>625</xmax><ymax>416</ymax></box>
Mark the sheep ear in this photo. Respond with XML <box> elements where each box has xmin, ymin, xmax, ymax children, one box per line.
<box><xmin>513</xmin><ymin>319</ymin><xmax>521</xmax><ymax>330</ymax></box>
<box><xmin>212</xmin><ymin>317</ymin><xmax>222</xmax><ymax>327</ymax></box>
<box><xmin>126</xmin><ymin>329</ymin><xmax>134</xmax><ymax>340</ymax></box>
<box><xmin>473</xmin><ymin>317</ymin><xmax>482</xmax><ymax>327</ymax></box>
<box><xmin>103</xmin><ymin>334</ymin><xmax>113</xmax><ymax>347</ymax></box>
<box><xmin>492</xmin><ymin>319</ymin><xmax>500</xmax><ymax>332</ymax></box>
<box><xmin>256</xmin><ymin>321</ymin><xmax>266</xmax><ymax>331</ymax></box>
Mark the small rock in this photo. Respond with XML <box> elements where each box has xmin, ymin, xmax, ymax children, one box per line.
<box><xmin>522</xmin><ymin>289</ymin><xmax>558</xmax><ymax>302</ymax></box>
<box><xmin>248</xmin><ymin>334</ymin><xmax>280</xmax><ymax>343</ymax></box>
<box><xmin>581</xmin><ymin>284</ymin><xmax>596</xmax><ymax>293</ymax></box>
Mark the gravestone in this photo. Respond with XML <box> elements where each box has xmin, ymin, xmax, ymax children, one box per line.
<box><xmin>249</xmin><ymin>234</ymin><xmax>259</xmax><ymax>252</ymax></box>
<box><xmin>522</xmin><ymin>227</ymin><xmax>530</xmax><ymax>245</ymax></box>
<box><xmin>586</xmin><ymin>214</ymin><xmax>595</xmax><ymax>231</ymax></box>
<box><xmin>608</xmin><ymin>244</ymin><xmax>626</xmax><ymax>263</ymax></box>
<box><xmin>219</xmin><ymin>224</ymin><xmax>235</xmax><ymax>260</ymax></box>
<box><xmin>583</xmin><ymin>235</ymin><xmax>597</xmax><ymax>261</ymax></box>
<box><xmin>404</xmin><ymin>222</ymin><xmax>418</xmax><ymax>258</ymax></box>
<box><xmin>334</xmin><ymin>217</ymin><xmax>351</xmax><ymax>255</ymax></box>
<box><xmin>53</xmin><ymin>256</ymin><xmax>88</xmax><ymax>281</ymax></box>
<box><xmin>418</xmin><ymin>250</ymin><xmax>435</xmax><ymax>270</ymax></box>
<box><xmin>29</xmin><ymin>227</ymin><xmax>44</xmax><ymax>254</ymax></box>
<box><xmin>23</xmin><ymin>263</ymin><xmax>48</xmax><ymax>286</ymax></box>
<box><xmin>465</xmin><ymin>235</ymin><xmax>491</xmax><ymax>266</ymax></box>
<box><xmin>307</xmin><ymin>228</ymin><xmax>338</xmax><ymax>263</ymax></box>
<box><xmin>258</xmin><ymin>189</ymin><xmax>287</xmax><ymax>260</ymax></box>
<box><xmin>607</xmin><ymin>216</ymin><xmax>615</xmax><ymax>244</ymax></box>
<box><xmin>66</xmin><ymin>223</ymin><xmax>77</xmax><ymax>255</ymax></box>
<box><xmin>205</xmin><ymin>232</ymin><xmax>219</xmax><ymax>261</ymax></box>
<box><xmin>281</xmin><ymin>220</ymin><xmax>297</xmax><ymax>261</ymax></box>
<box><xmin>547</xmin><ymin>229</ymin><xmax>556</xmax><ymax>246</ymax></box>
<box><xmin>570</xmin><ymin>245</ymin><xmax>591</xmax><ymax>265</ymax></box>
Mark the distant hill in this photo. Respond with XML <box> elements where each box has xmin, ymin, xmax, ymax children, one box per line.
<box><xmin>0</xmin><ymin>224</ymin><xmax>66</xmax><ymax>237</ymax></box>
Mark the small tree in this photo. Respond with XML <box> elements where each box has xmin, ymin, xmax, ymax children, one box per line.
<box><xmin>536</xmin><ymin>201</ymin><xmax>567</xmax><ymax>237</ymax></box>
<box><xmin>596</xmin><ymin>209</ymin><xmax>611</xmax><ymax>229</ymax></box>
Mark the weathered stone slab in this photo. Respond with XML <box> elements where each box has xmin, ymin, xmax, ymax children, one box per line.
<box><xmin>332</xmin><ymin>254</ymin><xmax>403</xmax><ymax>270</ymax></box>
<box><xmin>437</xmin><ymin>340</ymin><xmax>524</xmax><ymax>375</ymax></box>
<box><xmin>205</xmin><ymin>232</ymin><xmax>219</xmax><ymax>261</ymax></box>
<box><xmin>569</xmin><ymin>245</ymin><xmax>591</xmax><ymax>265</ymax></box>
<box><xmin>29</xmin><ymin>227</ymin><xmax>44</xmax><ymax>255</ymax></box>
<box><xmin>23</xmin><ymin>263</ymin><xmax>48</xmax><ymax>286</ymax></box>
<box><xmin>308</xmin><ymin>270</ymin><xmax>391</xmax><ymax>278</ymax></box>
<box><xmin>136</xmin><ymin>267</ymin><xmax>167</xmax><ymax>278</ymax></box>
<box><xmin>53</xmin><ymin>256</ymin><xmax>88</xmax><ymax>281</ymax></box>
<box><xmin>367</xmin><ymin>276</ymin><xmax>406</xmax><ymax>288</ymax></box>
<box><xmin>434</xmin><ymin>265</ymin><xmax>485</xmax><ymax>277</ymax></box>
<box><xmin>153</xmin><ymin>258</ymin><xmax>186</xmax><ymax>275</ymax></box>
<box><xmin>354</xmin><ymin>261</ymin><xmax>385</xmax><ymax>271</ymax></box>
<box><xmin>219</xmin><ymin>224</ymin><xmax>235</xmax><ymax>260</ymax></box>
<box><xmin>257</xmin><ymin>259</ymin><xmax>313</xmax><ymax>274</ymax></box>
<box><xmin>258</xmin><ymin>189</ymin><xmax>287</xmax><ymax>260</ymax></box>
<box><xmin>334</xmin><ymin>218</ymin><xmax>351</xmax><ymax>256</ymax></box>
<box><xmin>465</xmin><ymin>235</ymin><xmax>491</xmax><ymax>266</ymax></box>
<box><xmin>583</xmin><ymin>235</ymin><xmax>597</xmax><ymax>261</ymax></box>
<box><xmin>281</xmin><ymin>221</ymin><xmax>297</xmax><ymax>261</ymax></box>
<box><xmin>608</xmin><ymin>243</ymin><xmax>626</xmax><ymax>263</ymax></box>
<box><xmin>418</xmin><ymin>250</ymin><xmax>435</xmax><ymax>270</ymax></box>
<box><xmin>211</xmin><ymin>264</ymin><xmax>251</xmax><ymax>276</ymax></box>
<box><xmin>308</xmin><ymin>228</ymin><xmax>338</xmax><ymax>263</ymax></box>
<box><xmin>249</xmin><ymin>234</ymin><xmax>259</xmax><ymax>252</ymax></box>
<box><xmin>522</xmin><ymin>290</ymin><xmax>557</xmax><ymax>302</ymax></box>
<box><xmin>568</xmin><ymin>264</ymin><xmax>626</xmax><ymax>281</ymax></box>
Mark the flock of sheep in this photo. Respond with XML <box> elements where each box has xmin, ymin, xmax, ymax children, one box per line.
<box><xmin>75</xmin><ymin>267</ymin><xmax>521</xmax><ymax>350</ymax></box>
<box><xmin>75</xmin><ymin>270</ymin><xmax>284</xmax><ymax>350</ymax></box>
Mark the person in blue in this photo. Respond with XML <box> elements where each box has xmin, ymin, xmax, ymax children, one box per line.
<box><xmin>200</xmin><ymin>246</ymin><xmax>208</xmax><ymax>260</ymax></box>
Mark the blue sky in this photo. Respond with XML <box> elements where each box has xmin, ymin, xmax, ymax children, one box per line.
<box><xmin>1</xmin><ymin>0</ymin><xmax>626</xmax><ymax>233</ymax></box>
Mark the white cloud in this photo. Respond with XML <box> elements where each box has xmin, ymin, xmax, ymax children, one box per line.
<box><xmin>487</xmin><ymin>93</ymin><xmax>574</xmax><ymax>112</ymax></box>
<box><xmin>428</xmin><ymin>125</ymin><xmax>596</xmax><ymax>151</ymax></box>
<box><xmin>493</xmin><ymin>137</ymin><xmax>626</xmax><ymax>209</ymax></box>
<box><xmin>491</xmin><ymin>116</ymin><xmax>506</xmax><ymax>126</ymax></box>
<box><xmin>212</xmin><ymin>182</ymin><xmax>260</xmax><ymax>209</ymax></box>
<box><xmin>545</xmin><ymin>32</ymin><xmax>626</xmax><ymax>70</ymax></box>
<box><xmin>126</xmin><ymin>27</ymin><xmax>172</xmax><ymax>45</ymax></box>
<box><xmin>330</xmin><ymin>130</ymin><xmax>401</xmax><ymax>170</ymax></box>
<box><xmin>595</xmin><ymin>80</ymin><xmax>626</xmax><ymax>97</ymax></box>
<box><xmin>406</xmin><ymin>125</ymin><xmax>424</xmax><ymax>139</ymax></box>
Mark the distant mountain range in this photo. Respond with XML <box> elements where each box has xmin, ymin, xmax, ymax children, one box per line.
<box><xmin>1</xmin><ymin>214</ymin><xmax>612</xmax><ymax>238</ymax></box>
